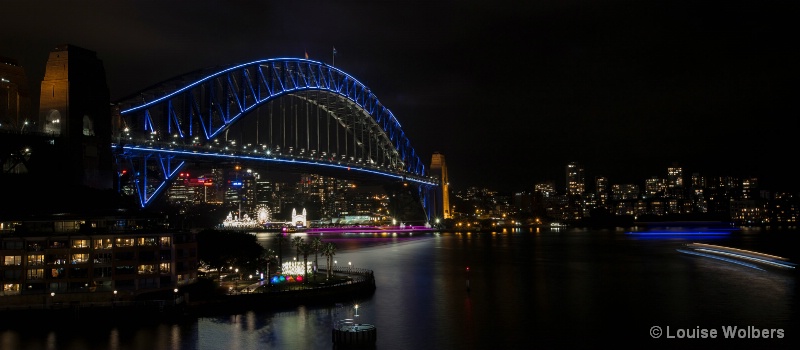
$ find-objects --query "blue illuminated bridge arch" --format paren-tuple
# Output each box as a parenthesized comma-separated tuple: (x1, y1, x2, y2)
(112, 58, 439, 220)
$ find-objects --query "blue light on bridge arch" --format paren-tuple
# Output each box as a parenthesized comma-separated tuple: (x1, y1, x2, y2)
(118, 58, 410, 155)
(118, 145, 438, 186)
(120, 58, 377, 115)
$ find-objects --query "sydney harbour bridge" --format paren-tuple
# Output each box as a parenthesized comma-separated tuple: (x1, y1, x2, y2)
(110, 58, 441, 223)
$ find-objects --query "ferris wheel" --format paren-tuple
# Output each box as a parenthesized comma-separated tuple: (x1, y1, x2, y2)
(255, 204, 271, 224)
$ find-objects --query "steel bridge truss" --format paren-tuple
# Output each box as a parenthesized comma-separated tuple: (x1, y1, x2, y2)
(112, 58, 436, 212)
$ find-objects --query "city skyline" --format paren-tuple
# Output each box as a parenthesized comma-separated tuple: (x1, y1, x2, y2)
(2, 0, 797, 193)
(180, 158, 788, 197)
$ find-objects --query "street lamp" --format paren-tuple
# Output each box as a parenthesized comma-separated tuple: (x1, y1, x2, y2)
(173, 288, 179, 305)
(348, 261, 352, 274)
(355, 304, 359, 317)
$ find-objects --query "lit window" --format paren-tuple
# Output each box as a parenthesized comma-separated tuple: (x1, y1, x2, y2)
(2, 284, 20, 296)
(27, 269, 44, 279)
(94, 238, 113, 249)
(72, 239, 89, 248)
(137, 237, 156, 246)
(116, 238, 134, 247)
(71, 254, 89, 264)
(27, 255, 44, 266)
(3, 256, 21, 266)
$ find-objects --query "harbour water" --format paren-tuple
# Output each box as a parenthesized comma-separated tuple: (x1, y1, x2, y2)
(1, 226, 798, 349)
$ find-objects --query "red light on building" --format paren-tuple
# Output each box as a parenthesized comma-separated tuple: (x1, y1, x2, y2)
(188, 177, 213, 186)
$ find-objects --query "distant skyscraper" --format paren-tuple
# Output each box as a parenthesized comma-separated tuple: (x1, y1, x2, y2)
(690, 172, 707, 213)
(611, 184, 640, 201)
(430, 152, 451, 219)
(595, 176, 608, 209)
(565, 162, 585, 195)
(535, 182, 556, 197)
(742, 177, 759, 199)
(666, 165, 684, 199)
(644, 177, 664, 199)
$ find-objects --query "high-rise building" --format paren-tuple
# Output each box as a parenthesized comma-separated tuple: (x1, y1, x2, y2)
(644, 177, 664, 199)
(611, 184, 640, 201)
(210, 168, 226, 204)
(430, 152, 451, 220)
(255, 173, 277, 214)
(534, 182, 556, 198)
(565, 162, 585, 195)
(770, 192, 797, 224)
(166, 172, 198, 205)
(690, 172, 707, 213)
(595, 176, 608, 209)
(742, 177, 759, 199)
(242, 169, 257, 211)
(666, 165, 684, 199)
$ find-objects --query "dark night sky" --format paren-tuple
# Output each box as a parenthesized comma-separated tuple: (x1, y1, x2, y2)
(3, 0, 798, 193)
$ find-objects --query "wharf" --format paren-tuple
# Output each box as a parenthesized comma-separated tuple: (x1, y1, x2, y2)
(0, 269, 376, 326)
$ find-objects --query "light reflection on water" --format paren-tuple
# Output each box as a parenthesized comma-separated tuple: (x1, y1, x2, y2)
(1, 228, 797, 350)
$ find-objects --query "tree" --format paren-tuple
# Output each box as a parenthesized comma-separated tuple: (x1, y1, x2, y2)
(197, 229, 265, 281)
(276, 233, 287, 266)
(292, 235, 303, 260)
(310, 237, 323, 281)
(261, 248, 277, 277)
(300, 242, 311, 284)
(323, 242, 337, 280)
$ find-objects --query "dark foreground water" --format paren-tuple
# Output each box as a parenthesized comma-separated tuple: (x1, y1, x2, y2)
(2, 226, 799, 350)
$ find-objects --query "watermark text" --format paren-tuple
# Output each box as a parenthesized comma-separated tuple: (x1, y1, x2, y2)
(650, 326, 785, 339)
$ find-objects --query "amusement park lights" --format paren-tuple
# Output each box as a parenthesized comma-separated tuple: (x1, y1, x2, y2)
(282, 261, 312, 276)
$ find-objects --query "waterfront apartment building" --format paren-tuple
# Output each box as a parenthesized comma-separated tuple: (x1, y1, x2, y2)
(0, 215, 197, 305)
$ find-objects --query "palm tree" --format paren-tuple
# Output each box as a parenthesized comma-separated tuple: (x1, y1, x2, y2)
(310, 237, 323, 281)
(323, 242, 337, 280)
(276, 233, 287, 266)
(261, 248, 276, 277)
(300, 242, 311, 284)
(292, 236, 303, 260)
